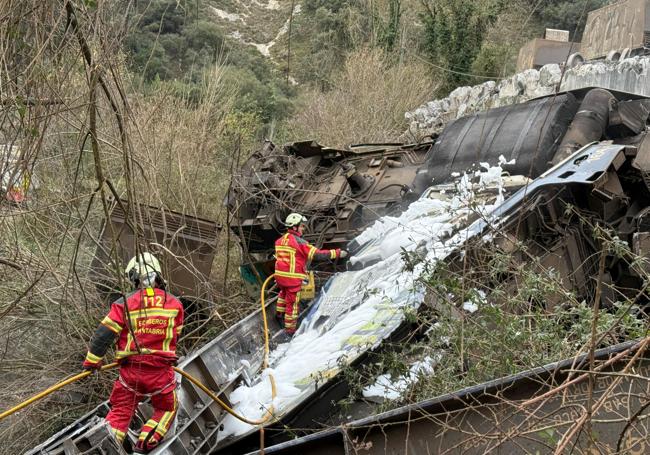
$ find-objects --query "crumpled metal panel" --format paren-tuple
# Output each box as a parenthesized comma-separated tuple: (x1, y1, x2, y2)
(464, 143, 635, 239)
(227, 140, 432, 259)
(251, 340, 650, 455)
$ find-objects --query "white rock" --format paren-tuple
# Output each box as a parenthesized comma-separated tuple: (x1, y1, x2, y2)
(539, 64, 561, 86)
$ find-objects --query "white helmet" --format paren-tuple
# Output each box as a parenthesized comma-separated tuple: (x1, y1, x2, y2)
(125, 252, 162, 288)
(284, 212, 307, 228)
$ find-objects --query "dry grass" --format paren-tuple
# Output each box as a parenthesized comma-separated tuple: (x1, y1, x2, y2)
(124, 65, 236, 219)
(0, 3, 251, 453)
(285, 48, 438, 148)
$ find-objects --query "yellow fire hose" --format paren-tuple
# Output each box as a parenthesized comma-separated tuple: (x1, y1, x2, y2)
(0, 275, 278, 429)
(0, 362, 119, 421)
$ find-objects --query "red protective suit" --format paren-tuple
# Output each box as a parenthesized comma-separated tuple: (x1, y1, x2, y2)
(274, 229, 340, 333)
(83, 287, 183, 452)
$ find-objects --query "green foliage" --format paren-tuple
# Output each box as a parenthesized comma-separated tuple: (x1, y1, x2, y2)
(532, 0, 610, 40)
(287, 0, 428, 87)
(414, 233, 645, 398)
(126, 34, 173, 81)
(289, 1, 354, 87)
(470, 41, 512, 78)
(421, 0, 504, 94)
(418, 0, 613, 95)
(288, 0, 409, 87)
(377, 0, 402, 52)
(220, 66, 294, 122)
(183, 20, 224, 51)
(345, 230, 647, 412)
(418, 298, 645, 399)
(125, 1, 220, 81)
(220, 111, 264, 156)
(123, 0, 292, 123)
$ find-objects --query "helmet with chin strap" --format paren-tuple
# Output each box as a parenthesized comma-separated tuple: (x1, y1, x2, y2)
(125, 252, 163, 288)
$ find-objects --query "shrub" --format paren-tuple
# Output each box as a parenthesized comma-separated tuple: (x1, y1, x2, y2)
(285, 48, 437, 147)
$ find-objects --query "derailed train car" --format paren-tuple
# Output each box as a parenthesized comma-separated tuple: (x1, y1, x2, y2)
(226, 93, 583, 288)
(26, 86, 650, 454)
(225, 140, 433, 290)
(228, 87, 650, 278)
(223, 90, 650, 453)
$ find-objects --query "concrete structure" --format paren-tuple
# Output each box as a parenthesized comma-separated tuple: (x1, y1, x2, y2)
(406, 55, 650, 140)
(516, 38, 579, 71)
(544, 28, 570, 42)
(581, 0, 650, 60)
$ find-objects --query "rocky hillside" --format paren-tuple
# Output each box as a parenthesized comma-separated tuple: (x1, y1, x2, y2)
(205, 0, 297, 60)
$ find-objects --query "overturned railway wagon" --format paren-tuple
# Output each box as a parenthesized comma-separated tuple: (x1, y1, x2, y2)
(27, 86, 650, 454)
(228, 87, 650, 287)
(226, 140, 433, 289)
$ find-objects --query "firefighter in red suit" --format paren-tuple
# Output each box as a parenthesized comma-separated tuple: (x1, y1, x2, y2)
(82, 253, 183, 454)
(274, 213, 348, 335)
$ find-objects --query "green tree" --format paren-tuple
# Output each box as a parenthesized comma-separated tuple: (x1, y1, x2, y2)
(183, 20, 224, 54)
(221, 66, 294, 122)
(125, 35, 173, 81)
(421, 0, 503, 94)
(470, 4, 536, 79)
(290, 0, 357, 87)
(139, 0, 186, 34)
(122, 0, 293, 123)
(374, 0, 402, 52)
(533, 0, 610, 40)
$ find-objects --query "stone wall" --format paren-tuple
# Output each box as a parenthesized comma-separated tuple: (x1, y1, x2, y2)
(405, 56, 650, 141)
(404, 65, 562, 140)
(560, 56, 650, 97)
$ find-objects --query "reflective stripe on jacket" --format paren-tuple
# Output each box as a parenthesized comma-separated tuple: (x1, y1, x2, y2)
(274, 230, 340, 286)
(84, 287, 184, 366)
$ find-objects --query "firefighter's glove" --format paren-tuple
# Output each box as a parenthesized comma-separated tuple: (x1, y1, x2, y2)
(82, 360, 102, 372)
(339, 250, 348, 259)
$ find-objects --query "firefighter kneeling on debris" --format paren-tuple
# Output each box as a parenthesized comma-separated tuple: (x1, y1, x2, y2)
(82, 253, 184, 454)
(274, 213, 347, 335)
